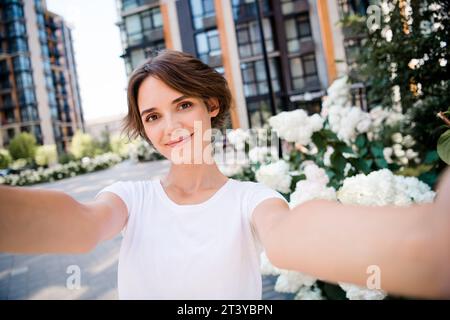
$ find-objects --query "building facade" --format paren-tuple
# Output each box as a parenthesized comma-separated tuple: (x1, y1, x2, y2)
(0, 0, 84, 154)
(116, 0, 356, 130)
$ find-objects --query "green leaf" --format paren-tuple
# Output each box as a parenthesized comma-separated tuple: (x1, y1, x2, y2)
(355, 134, 366, 149)
(322, 129, 338, 141)
(437, 129, 450, 165)
(370, 146, 384, 158)
(335, 143, 354, 154)
(424, 150, 440, 164)
(350, 157, 371, 174)
(330, 151, 346, 173)
(311, 132, 326, 151)
(358, 147, 368, 157)
(375, 157, 388, 169)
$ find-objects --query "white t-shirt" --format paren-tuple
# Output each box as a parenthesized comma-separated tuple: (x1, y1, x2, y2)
(95, 178, 287, 300)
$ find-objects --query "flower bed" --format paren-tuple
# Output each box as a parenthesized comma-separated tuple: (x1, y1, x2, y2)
(0, 152, 123, 186)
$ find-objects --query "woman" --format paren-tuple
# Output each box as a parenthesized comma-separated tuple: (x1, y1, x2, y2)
(0, 50, 449, 299)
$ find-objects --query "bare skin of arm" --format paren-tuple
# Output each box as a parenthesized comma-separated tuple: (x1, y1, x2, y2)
(0, 186, 127, 254)
(253, 167, 450, 299)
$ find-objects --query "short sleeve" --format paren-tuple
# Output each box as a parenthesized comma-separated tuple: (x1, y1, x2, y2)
(246, 182, 288, 224)
(95, 181, 134, 235)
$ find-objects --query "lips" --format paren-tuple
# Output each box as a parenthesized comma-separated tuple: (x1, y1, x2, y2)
(165, 133, 194, 147)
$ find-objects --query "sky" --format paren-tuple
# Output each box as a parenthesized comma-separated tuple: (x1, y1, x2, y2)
(46, 0, 128, 121)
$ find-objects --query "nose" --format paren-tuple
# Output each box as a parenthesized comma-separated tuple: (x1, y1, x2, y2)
(163, 113, 189, 140)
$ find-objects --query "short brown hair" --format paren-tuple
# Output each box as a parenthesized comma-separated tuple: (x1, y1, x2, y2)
(123, 50, 232, 146)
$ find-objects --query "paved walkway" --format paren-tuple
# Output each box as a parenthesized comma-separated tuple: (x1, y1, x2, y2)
(0, 159, 293, 300)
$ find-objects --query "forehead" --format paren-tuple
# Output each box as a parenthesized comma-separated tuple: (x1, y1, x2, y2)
(137, 76, 185, 112)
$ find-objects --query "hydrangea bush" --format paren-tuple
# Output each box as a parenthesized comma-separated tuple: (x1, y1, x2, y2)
(217, 76, 439, 299)
(0, 152, 122, 186)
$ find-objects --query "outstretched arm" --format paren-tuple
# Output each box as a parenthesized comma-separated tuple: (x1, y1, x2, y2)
(253, 167, 450, 299)
(0, 186, 128, 254)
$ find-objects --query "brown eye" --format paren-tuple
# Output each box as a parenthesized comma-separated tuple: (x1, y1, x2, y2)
(145, 114, 158, 122)
(179, 102, 193, 110)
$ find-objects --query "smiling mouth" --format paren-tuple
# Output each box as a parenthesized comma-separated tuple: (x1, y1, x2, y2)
(165, 133, 194, 147)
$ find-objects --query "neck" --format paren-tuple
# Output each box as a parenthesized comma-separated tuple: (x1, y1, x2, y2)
(161, 160, 228, 192)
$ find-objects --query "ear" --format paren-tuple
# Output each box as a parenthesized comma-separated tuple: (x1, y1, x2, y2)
(206, 98, 220, 118)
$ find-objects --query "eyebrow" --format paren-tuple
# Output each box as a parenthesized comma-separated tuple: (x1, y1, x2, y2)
(140, 95, 188, 117)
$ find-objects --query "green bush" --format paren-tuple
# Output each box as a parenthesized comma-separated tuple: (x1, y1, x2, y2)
(10, 158, 27, 170)
(8, 132, 37, 162)
(0, 149, 12, 169)
(110, 134, 129, 158)
(58, 151, 76, 164)
(70, 130, 96, 159)
(35, 144, 57, 167)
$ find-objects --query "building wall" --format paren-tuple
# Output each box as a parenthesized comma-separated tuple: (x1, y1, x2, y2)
(116, 0, 353, 130)
(0, 0, 84, 154)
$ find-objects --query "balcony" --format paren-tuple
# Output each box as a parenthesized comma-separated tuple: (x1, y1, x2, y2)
(121, 0, 159, 16)
(282, 0, 309, 15)
(195, 15, 217, 30)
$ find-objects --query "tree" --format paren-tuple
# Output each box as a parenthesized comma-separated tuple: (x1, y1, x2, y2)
(8, 132, 37, 162)
(342, 0, 449, 186)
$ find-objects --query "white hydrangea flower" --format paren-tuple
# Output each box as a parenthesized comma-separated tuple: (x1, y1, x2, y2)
(274, 270, 317, 294)
(289, 163, 336, 208)
(260, 251, 281, 276)
(402, 135, 416, 148)
(255, 160, 292, 193)
(294, 285, 325, 300)
(218, 163, 244, 177)
(322, 146, 334, 167)
(248, 146, 277, 164)
(322, 76, 373, 142)
(268, 109, 324, 145)
(391, 133, 403, 144)
(383, 147, 393, 164)
(405, 149, 418, 160)
(339, 283, 387, 300)
(227, 128, 250, 150)
(337, 169, 435, 207)
(327, 104, 372, 142)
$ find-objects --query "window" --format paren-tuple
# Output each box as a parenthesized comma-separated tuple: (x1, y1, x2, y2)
(289, 54, 319, 90)
(7, 21, 26, 37)
(231, 0, 270, 21)
(125, 8, 163, 46)
(125, 14, 142, 45)
(9, 37, 28, 53)
(4, 109, 16, 124)
(190, 0, 216, 30)
(338, 0, 370, 18)
(195, 29, 221, 62)
(247, 97, 282, 129)
(15, 71, 34, 89)
(241, 59, 279, 97)
(236, 18, 274, 59)
(13, 55, 31, 71)
(18, 88, 36, 105)
(20, 105, 39, 122)
(284, 14, 312, 53)
(130, 49, 146, 70)
(2, 94, 13, 108)
(3, 3, 24, 21)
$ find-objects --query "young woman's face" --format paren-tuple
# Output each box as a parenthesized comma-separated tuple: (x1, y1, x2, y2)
(137, 76, 219, 163)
